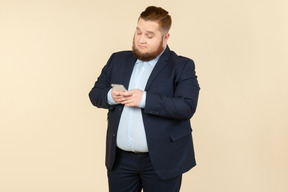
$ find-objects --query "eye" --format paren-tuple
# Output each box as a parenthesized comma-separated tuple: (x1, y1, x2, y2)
(136, 30, 142, 35)
(146, 32, 155, 39)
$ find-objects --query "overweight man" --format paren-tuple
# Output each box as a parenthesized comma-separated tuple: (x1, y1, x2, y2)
(89, 6, 200, 192)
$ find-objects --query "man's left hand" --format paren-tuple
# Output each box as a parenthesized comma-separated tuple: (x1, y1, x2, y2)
(120, 89, 143, 107)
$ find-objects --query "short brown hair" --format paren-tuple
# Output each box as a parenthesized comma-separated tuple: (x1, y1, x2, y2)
(139, 6, 172, 34)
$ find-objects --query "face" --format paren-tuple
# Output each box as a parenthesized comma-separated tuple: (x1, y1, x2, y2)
(132, 18, 170, 61)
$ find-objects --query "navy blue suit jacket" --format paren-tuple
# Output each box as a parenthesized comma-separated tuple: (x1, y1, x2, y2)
(89, 46, 200, 180)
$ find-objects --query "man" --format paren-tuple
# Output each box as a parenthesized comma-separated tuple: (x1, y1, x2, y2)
(89, 6, 200, 192)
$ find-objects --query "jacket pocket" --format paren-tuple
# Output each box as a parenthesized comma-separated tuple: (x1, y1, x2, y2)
(169, 127, 192, 142)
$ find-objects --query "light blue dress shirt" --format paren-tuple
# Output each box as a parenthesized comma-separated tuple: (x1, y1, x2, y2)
(107, 54, 161, 152)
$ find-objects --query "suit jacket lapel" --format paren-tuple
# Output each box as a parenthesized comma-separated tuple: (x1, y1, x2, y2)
(145, 46, 171, 91)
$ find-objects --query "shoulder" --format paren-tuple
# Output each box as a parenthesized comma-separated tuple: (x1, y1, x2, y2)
(111, 50, 134, 58)
(166, 50, 198, 83)
(105, 50, 135, 66)
(167, 50, 195, 69)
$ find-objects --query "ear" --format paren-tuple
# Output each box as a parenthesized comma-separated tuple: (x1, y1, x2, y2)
(163, 33, 170, 45)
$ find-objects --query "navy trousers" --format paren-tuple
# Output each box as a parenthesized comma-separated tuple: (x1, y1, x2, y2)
(107, 148, 182, 192)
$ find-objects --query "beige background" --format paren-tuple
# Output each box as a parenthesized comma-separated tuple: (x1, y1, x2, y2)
(1, 0, 287, 191)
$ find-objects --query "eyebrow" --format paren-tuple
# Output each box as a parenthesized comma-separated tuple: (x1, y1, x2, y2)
(136, 27, 155, 35)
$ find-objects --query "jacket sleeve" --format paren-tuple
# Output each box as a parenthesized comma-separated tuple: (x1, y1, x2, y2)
(88, 55, 115, 110)
(144, 59, 200, 120)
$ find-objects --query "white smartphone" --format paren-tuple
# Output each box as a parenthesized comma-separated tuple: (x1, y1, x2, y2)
(111, 84, 127, 91)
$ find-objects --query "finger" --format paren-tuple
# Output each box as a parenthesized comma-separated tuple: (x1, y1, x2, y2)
(119, 97, 127, 105)
(124, 100, 136, 107)
(122, 91, 133, 96)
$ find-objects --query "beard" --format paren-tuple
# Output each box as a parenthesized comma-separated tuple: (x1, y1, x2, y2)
(132, 38, 165, 61)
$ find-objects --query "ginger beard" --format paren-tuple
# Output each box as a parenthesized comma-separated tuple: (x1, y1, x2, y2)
(132, 36, 165, 61)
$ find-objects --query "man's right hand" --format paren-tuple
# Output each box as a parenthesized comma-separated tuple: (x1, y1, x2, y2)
(111, 89, 126, 104)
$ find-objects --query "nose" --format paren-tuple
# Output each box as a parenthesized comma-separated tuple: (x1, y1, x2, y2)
(139, 35, 146, 44)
